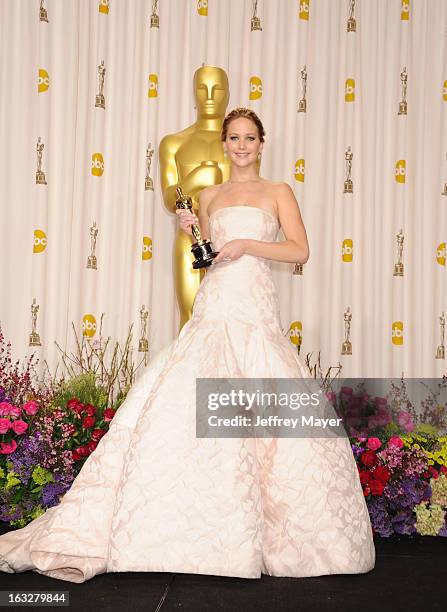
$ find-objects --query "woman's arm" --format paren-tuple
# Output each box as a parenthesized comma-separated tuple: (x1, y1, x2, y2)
(175, 187, 213, 241)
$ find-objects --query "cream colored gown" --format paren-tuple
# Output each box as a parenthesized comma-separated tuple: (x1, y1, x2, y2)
(0, 205, 375, 583)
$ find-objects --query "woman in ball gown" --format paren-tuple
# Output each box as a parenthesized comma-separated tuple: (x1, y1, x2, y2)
(0, 108, 375, 583)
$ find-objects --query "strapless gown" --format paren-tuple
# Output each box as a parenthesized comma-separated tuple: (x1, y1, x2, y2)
(0, 205, 375, 583)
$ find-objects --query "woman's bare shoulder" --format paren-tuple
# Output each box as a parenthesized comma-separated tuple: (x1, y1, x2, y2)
(199, 184, 223, 212)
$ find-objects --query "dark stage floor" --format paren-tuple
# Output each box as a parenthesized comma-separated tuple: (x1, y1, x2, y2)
(0, 530, 445, 611)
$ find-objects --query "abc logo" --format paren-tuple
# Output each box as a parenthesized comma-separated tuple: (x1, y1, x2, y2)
(142, 236, 153, 260)
(342, 239, 353, 262)
(99, 0, 109, 14)
(345, 79, 355, 102)
(33, 229, 47, 253)
(91, 153, 104, 176)
(395, 159, 406, 183)
(437, 242, 446, 266)
(299, 0, 309, 20)
(148, 74, 158, 98)
(82, 314, 97, 338)
(392, 321, 403, 345)
(197, 0, 208, 16)
(294, 159, 305, 182)
(289, 321, 302, 346)
(401, 0, 409, 20)
(443, 80, 447, 101)
(249, 76, 262, 100)
(38, 69, 49, 93)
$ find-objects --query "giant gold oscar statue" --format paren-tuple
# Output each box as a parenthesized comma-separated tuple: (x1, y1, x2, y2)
(159, 66, 231, 331)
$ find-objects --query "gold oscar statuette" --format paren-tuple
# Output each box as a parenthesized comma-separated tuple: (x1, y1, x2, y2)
(29, 298, 42, 346)
(292, 262, 303, 275)
(36, 137, 47, 185)
(175, 186, 219, 269)
(298, 66, 307, 113)
(398, 67, 407, 116)
(436, 311, 445, 360)
(150, 0, 159, 28)
(393, 229, 404, 276)
(251, 0, 262, 31)
(341, 307, 352, 355)
(95, 60, 106, 109)
(145, 143, 154, 191)
(138, 304, 149, 353)
(344, 146, 353, 194)
(347, 0, 356, 32)
(158, 65, 230, 331)
(39, 0, 49, 22)
(87, 222, 98, 269)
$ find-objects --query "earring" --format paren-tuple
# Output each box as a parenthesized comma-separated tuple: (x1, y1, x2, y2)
(223, 150, 227, 157)
(257, 152, 261, 159)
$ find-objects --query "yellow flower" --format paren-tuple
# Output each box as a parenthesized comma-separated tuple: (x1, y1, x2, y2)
(5, 472, 21, 490)
(31, 466, 53, 486)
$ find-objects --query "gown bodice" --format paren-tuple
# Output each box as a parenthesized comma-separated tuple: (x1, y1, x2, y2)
(191, 205, 281, 330)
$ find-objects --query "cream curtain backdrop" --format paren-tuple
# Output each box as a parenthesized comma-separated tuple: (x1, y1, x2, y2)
(0, 0, 446, 381)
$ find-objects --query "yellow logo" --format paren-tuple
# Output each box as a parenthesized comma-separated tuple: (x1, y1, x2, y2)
(82, 314, 97, 338)
(142, 236, 153, 260)
(33, 229, 47, 253)
(294, 158, 305, 182)
(443, 80, 447, 101)
(249, 76, 262, 100)
(91, 153, 104, 176)
(392, 321, 404, 345)
(395, 159, 406, 183)
(401, 0, 409, 20)
(342, 239, 353, 262)
(197, 0, 208, 16)
(299, 0, 309, 20)
(148, 73, 158, 98)
(99, 0, 109, 14)
(289, 321, 302, 346)
(437, 242, 446, 266)
(345, 78, 355, 102)
(38, 69, 49, 93)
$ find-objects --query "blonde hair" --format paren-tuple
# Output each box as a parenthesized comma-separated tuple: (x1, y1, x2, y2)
(221, 107, 265, 143)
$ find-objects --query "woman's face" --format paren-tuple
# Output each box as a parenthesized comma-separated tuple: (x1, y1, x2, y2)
(224, 117, 263, 167)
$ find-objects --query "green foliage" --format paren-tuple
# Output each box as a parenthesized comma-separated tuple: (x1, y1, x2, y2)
(51, 372, 109, 411)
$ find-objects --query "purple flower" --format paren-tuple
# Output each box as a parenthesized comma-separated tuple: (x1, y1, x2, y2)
(367, 497, 394, 537)
(391, 510, 416, 535)
(41, 483, 67, 508)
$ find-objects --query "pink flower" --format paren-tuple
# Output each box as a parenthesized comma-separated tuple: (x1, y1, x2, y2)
(367, 437, 382, 450)
(341, 386, 353, 396)
(325, 391, 336, 404)
(397, 411, 415, 432)
(374, 397, 388, 407)
(388, 435, 403, 449)
(0, 402, 13, 416)
(0, 418, 11, 434)
(0, 439, 18, 454)
(10, 419, 28, 434)
(8, 407, 21, 418)
(22, 400, 39, 415)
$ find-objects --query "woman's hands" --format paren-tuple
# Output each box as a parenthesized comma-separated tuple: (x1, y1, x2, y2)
(212, 239, 247, 264)
(175, 209, 247, 264)
(175, 208, 199, 235)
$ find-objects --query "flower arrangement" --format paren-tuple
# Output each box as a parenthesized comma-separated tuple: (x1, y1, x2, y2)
(352, 434, 447, 537)
(0, 321, 144, 528)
